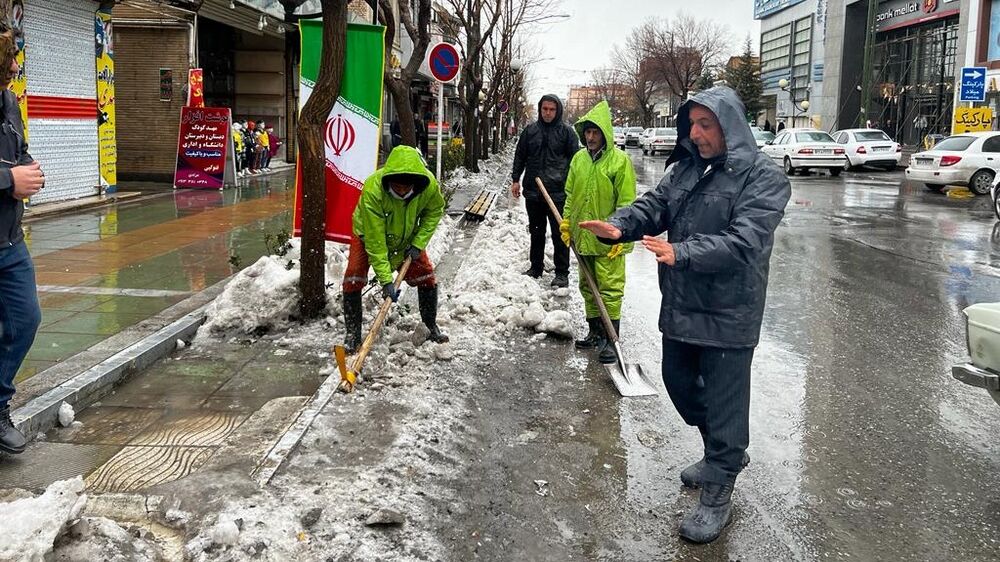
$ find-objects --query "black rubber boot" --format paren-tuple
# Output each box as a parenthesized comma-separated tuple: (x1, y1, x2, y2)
(0, 407, 27, 455)
(598, 319, 620, 364)
(418, 286, 449, 343)
(575, 318, 604, 350)
(342, 291, 363, 353)
(680, 453, 751, 489)
(551, 272, 569, 288)
(679, 480, 735, 544)
(522, 267, 542, 278)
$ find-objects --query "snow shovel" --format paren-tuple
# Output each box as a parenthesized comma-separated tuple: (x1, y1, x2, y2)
(334, 256, 413, 394)
(535, 178, 658, 397)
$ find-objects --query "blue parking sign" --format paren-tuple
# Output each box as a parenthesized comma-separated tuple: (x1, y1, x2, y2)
(960, 67, 987, 103)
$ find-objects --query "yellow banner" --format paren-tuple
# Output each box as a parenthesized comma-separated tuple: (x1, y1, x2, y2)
(953, 107, 993, 134)
(96, 9, 116, 190)
(10, 0, 26, 140)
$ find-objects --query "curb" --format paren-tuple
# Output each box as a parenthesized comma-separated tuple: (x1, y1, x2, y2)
(13, 306, 208, 439)
(22, 192, 146, 223)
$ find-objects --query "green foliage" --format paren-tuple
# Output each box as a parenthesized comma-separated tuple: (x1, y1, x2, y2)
(724, 39, 765, 121)
(264, 229, 293, 257)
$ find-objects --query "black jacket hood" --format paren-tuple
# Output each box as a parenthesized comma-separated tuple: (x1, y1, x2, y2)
(666, 86, 758, 174)
(537, 94, 565, 125)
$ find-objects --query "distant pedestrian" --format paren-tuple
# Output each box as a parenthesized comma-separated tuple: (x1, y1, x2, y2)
(763, 119, 772, 133)
(0, 22, 43, 456)
(511, 94, 579, 287)
(266, 126, 281, 163)
(776, 121, 785, 132)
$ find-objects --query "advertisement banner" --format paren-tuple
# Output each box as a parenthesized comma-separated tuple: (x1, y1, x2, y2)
(10, 0, 26, 139)
(173, 106, 237, 189)
(293, 20, 385, 243)
(187, 68, 204, 108)
(95, 8, 116, 192)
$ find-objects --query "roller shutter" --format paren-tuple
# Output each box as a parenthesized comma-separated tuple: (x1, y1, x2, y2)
(24, 0, 99, 203)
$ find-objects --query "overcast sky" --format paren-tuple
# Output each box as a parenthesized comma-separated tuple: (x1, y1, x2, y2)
(523, 1, 760, 103)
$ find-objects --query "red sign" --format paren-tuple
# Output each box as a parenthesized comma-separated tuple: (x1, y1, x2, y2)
(187, 68, 204, 108)
(173, 106, 232, 189)
(428, 43, 460, 83)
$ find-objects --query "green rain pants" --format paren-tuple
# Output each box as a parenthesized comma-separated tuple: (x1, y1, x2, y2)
(577, 255, 626, 320)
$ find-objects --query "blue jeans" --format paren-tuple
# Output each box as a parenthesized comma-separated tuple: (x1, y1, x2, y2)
(0, 241, 40, 410)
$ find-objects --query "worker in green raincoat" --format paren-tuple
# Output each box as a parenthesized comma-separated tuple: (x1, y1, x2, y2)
(342, 145, 447, 353)
(560, 101, 636, 364)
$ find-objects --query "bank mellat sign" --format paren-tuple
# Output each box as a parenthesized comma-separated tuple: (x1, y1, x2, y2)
(874, 0, 961, 33)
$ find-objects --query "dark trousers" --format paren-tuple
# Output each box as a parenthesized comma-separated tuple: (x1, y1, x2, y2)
(662, 336, 754, 485)
(0, 241, 41, 410)
(525, 196, 569, 275)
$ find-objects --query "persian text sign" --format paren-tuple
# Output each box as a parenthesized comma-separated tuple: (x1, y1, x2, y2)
(952, 107, 993, 134)
(95, 8, 116, 191)
(174, 106, 233, 189)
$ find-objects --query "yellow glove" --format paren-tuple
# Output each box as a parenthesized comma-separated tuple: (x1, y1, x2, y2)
(559, 219, 571, 246)
(606, 243, 624, 260)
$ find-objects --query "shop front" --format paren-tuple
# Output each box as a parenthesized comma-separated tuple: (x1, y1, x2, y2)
(863, 0, 961, 145)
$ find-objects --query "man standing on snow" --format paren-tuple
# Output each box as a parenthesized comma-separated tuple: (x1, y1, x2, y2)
(511, 94, 579, 288)
(561, 101, 635, 365)
(579, 86, 791, 544)
(342, 145, 448, 353)
(0, 22, 44, 456)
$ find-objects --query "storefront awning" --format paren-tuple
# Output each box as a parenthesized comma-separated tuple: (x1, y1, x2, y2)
(197, 0, 287, 38)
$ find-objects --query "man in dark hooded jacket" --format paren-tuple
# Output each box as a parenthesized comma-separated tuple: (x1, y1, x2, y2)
(580, 86, 791, 543)
(511, 94, 579, 287)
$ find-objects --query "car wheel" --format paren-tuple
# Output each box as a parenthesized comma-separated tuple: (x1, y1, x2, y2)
(925, 183, 945, 193)
(969, 169, 995, 196)
(642, 148, 648, 155)
(783, 157, 795, 176)
(830, 168, 841, 177)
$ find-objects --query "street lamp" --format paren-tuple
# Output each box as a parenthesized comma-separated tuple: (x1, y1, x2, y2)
(778, 78, 809, 128)
(511, 59, 523, 73)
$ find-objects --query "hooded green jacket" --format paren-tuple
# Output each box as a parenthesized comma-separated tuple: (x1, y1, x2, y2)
(352, 145, 445, 284)
(564, 101, 636, 256)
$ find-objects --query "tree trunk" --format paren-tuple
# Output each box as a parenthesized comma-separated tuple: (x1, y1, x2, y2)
(283, 26, 298, 163)
(386, 77, 417, 147)
(298, 0, 348, 320)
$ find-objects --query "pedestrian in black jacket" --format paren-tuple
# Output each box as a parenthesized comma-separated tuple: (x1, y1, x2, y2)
(511, 94, 579, 287)
(580, 86, 791, 544)
(0, 22, 43, 456)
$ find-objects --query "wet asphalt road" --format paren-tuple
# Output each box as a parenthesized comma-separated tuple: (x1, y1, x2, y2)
(431, 148, 1000, 561)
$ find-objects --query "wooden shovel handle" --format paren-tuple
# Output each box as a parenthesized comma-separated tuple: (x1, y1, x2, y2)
(350, 256, 413, 373)
(534, 178, 619, 342)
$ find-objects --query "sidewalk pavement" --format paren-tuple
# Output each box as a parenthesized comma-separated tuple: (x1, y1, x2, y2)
(8, 166, 296, 416)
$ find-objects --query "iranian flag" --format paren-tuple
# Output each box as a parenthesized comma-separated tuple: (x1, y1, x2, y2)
(294, 20, 385, 243)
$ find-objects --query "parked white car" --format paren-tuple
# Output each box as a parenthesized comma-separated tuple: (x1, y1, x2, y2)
(952, 302, 1000, 407)
(752, 129, 775, 148)
(761, 129, 846, 176)
(613, 127, 626, 149)
(641, 127, 677, 155)
(905, 132, 1000, 195)
(625, 127, 643, 147)
(831, 128, 901, 170)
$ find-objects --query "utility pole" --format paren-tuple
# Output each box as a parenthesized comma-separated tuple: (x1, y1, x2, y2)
(858, 0, 877, 128)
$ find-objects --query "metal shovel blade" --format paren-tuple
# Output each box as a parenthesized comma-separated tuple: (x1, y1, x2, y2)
(604, 342, 658, 397)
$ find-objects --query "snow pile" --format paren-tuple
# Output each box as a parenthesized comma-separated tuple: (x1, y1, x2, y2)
(197, 239, 347, 338)
(0, 477, 87, 561)
(48, 517, 162, 562)
(57, 402, 75, 427)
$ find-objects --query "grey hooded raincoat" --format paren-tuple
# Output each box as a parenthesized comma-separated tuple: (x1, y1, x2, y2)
(606, 87, 791, 348)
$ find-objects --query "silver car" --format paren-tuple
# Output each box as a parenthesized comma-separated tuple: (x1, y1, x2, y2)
(641, 128, 678, 156)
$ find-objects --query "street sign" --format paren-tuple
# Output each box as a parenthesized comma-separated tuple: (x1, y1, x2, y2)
(953, 107, 993, 134)
(960, 66, 987, 103)
(497, 99, 509, 114)
(428, 43, 460, 83)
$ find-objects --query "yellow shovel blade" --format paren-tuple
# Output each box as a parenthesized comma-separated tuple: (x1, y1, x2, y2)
(334, 345, 356, 393)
